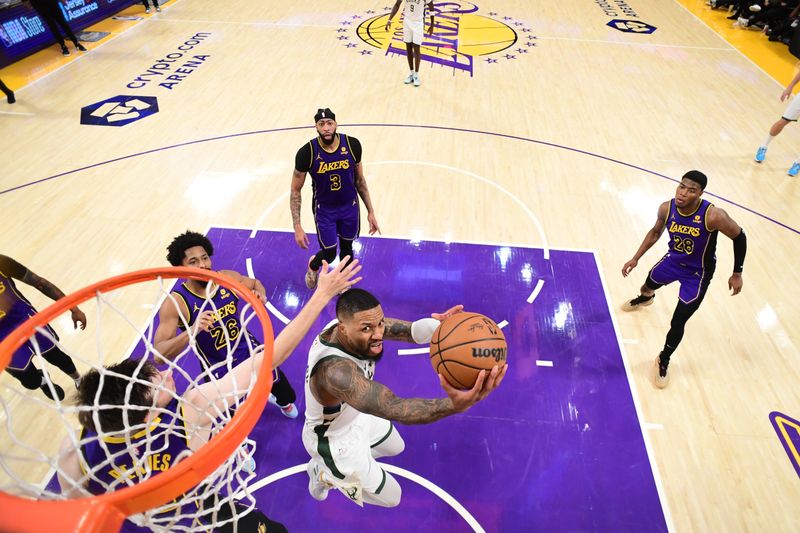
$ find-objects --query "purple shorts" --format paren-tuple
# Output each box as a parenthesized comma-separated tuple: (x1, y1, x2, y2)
(647, 254, 714, 305)
(1, 312, 58, 371)
(313, 200, 360, 249)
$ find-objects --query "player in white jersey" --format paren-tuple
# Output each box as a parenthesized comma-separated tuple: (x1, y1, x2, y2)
(755, 61, 800, 175)
(302, 288, 507, 507)
(385, 0, 434, 86)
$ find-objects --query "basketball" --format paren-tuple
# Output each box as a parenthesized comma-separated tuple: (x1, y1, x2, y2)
(429, 312, 507, 389)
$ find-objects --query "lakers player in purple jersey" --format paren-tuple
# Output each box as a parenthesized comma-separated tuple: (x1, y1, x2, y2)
(57, 258, 362, 532)
(621, 171, 747, 388)
(290, 108, 380, 289)
(154, 231, 298, 418)
(0, 255, 86, 400)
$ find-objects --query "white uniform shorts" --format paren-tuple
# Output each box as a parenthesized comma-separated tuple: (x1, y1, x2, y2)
(303, 413, 394, 493)
(782, 95, 800, 121)
(403, 19, 424, 45)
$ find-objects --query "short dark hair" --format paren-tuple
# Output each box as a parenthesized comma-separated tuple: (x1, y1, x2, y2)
(166, 230, 214, 266)
(683, 170, 708, 190)
(336, 288, 381, 321)
(77, 358, 160, 433)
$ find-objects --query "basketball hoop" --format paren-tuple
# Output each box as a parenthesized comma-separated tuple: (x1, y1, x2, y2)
(0, 267, 274, 532)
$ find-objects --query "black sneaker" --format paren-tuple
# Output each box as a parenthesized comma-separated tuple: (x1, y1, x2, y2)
(40, 382, 66, 401)
(61, 45, 70, 56)
(76, 43, 87, 52)
(654, 356, 669, 389)
(621, 294, 655, 311)
(7, 91, 14, 104)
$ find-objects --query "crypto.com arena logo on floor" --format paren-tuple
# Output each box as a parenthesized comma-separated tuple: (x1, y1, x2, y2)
(338, 2, 537, 77)
(80, 95, 159, 126)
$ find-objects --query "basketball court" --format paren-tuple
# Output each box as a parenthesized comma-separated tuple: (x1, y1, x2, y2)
(1, 1, 799, 531)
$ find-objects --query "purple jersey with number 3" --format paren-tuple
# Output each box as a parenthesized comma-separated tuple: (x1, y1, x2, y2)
(308, 134, 359, 209)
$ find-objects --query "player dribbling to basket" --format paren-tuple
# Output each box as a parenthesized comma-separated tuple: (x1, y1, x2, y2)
(303, 288, 507, 507)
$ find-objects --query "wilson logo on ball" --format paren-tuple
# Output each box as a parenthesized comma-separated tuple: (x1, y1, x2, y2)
(472, 347, 507, 362)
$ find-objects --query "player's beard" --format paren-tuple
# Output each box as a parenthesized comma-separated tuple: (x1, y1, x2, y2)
(319, 128, 337, 146)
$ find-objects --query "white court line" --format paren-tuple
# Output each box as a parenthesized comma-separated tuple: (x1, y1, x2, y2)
(0, 110, 36, 116)
(535, 360, 553, 367)
(526, 279, 545, 304)
(622, 338, 640, 345)
(234, 223, 594, 254)
(398, 347, 429, 355)
(239, 463, 486, 533)
(249, 193, 289, 238)
(497, 320, 508, 329)
(591, 251, 674, 533)
(265, 302, 290, 325)
(368, 160, 550, 260)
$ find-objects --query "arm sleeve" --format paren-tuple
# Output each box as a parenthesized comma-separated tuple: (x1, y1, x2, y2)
(732, 229, 746, 273)
(294, 143, 312, 173)
(411, 318, 440, 344)
(349, 136, 362, 164)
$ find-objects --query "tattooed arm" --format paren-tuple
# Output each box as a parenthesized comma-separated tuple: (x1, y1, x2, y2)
(383, 318, 413, 342)
(290, 169, 309, 249)
(313, 357, 507, 425)
(0, 255, 87, 329)
(384, 305, 465, 343)
(314, 357, 455, 424)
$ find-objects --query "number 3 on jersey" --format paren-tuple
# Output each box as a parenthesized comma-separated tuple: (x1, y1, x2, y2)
(330, 174, 341, 191)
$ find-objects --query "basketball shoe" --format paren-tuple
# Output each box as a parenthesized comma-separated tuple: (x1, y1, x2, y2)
(788, 163, 800, 177)
(40, 380, 65, 401)
(404, 73, 414, 84)
(621, 294, 654, 311)
(413, 74, 421, 87)
(307, 461, 333, 501)
(269, 393, 298, 418)
(654, 355, 669, 389)
(754, 146, 767, 162)
(305, 256, 319, 290)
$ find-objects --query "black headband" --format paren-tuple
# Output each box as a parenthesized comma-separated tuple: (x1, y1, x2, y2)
(315, 108, 335, 122)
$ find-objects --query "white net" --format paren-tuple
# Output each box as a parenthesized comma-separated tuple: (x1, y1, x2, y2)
(0, 273, 271, 532)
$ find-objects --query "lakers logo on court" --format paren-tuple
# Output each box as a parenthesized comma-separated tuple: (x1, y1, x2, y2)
(338, 2, 537, 76)
(80, 95, 159, 126)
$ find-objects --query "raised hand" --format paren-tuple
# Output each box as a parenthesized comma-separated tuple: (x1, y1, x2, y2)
(315, 256, 362, 299)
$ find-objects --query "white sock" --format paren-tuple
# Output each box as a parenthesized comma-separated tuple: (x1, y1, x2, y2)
(763, 135, 774, 147)
(409, 70, 414, 76)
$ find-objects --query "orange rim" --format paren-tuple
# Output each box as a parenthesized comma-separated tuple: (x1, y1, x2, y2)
(0, 267, 274, 532)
